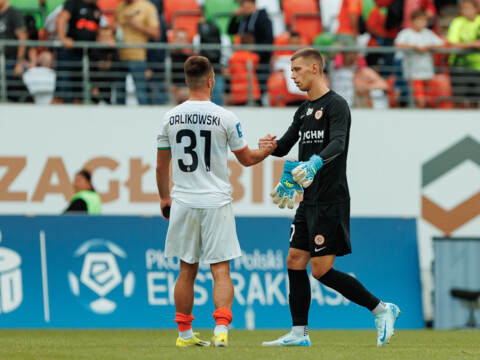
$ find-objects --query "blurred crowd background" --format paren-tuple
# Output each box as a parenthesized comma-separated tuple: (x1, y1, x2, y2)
(0, 0, 479, 108)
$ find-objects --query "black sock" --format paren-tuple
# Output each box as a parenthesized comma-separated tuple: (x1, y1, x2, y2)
(318, 268, 380, 311)
(288, 269, 311, 326)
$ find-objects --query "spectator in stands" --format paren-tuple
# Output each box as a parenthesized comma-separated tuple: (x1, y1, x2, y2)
(272, 32, 306, 97)
(64, 169, 101, 214)
(24, 14, 39, 68)
(401, 0, 437, 30)
(90, 26, 118, 104)
(394, 10, 444, 108)
(365, 1, 403, 76)
(0, 0, 28, 102)
(329, 45, 389, 108)
(23, 50, 56, 105)
(271, 30, 302, 64)
(44, 4, 64, 41)
(228, 32, 261, 105)
(146, 0, 168, 105)
(269, 31, 309, 106)
(447, 0, 480, 107)
(228, 0, 273, 101)
(53, 0, 101, 104)
(170, 28, 194, 104)
(115, 0, 160, 105)
(194, 17, 231, 105)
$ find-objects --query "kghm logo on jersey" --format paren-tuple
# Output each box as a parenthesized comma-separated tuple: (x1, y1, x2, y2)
(68, 239, 135, 315)
(301, 130, 324, 141)
(300, 130, 324, 145)
(314, 235, 325, 246)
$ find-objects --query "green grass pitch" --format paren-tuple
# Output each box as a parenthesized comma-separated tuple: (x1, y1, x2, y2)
(0, 329, 478, 360)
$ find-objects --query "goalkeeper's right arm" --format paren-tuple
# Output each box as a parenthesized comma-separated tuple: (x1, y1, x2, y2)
(271, 120, 300, 157)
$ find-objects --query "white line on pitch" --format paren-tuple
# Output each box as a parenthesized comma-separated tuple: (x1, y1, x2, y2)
(40, 231, 50, 323)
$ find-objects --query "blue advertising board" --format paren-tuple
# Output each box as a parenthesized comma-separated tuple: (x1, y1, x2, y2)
(0, 216, 423, 329)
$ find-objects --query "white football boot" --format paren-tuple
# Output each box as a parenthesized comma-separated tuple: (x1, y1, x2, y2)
(375, 303, 401, 347)
(262, 332, 311, 347)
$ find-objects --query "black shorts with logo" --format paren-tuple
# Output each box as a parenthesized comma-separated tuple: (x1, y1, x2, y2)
(290, 201, 351, 257)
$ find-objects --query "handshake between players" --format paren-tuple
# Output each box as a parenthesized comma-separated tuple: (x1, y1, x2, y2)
(259, 134, 324, 210)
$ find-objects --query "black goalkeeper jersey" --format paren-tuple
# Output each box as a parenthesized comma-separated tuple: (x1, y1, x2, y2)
(272, 90, 351, 205)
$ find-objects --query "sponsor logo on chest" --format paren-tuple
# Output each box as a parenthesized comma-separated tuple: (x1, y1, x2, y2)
(302, 130, 324, 141)
(300, 106, 325, 144)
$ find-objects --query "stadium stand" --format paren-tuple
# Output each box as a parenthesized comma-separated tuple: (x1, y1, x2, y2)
(0, 0, 478, 108)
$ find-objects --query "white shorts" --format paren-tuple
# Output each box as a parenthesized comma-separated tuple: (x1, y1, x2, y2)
(164, 199, 242, 264)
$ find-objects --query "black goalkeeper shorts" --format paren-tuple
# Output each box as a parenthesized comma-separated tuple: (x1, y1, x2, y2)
(290, 201, 352, 257)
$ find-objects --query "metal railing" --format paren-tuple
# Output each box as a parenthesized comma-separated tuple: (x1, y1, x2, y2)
(1, 39, 479, 108)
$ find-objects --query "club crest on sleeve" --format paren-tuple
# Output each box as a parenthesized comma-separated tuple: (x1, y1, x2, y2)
(236, 123, 243, 138)
(314, 234, 325, 245)
(315, 110, 323, 120)
(306, 108, 313, 116)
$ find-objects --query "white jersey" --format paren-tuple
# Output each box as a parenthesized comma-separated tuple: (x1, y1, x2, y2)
(394, 28, 443, 80)
(157, 100, 247, 208)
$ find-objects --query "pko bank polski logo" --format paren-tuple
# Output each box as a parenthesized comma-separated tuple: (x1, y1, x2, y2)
(68, 239, 135, 315)
(0, 243, 23, 315)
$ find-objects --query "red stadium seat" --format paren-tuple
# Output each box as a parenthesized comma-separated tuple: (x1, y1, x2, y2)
(291, 13, 322, 44)
(164, 0, 200, 25)
(229, 50, 261, 105)
(428, 73, 454, 109)
(282, 0, 318, 26)
(282, 0, 322, 44)
(273, 32, 291, 58)
(385, 74, 399, 108)
(172, 10, 204, 42)
(97, 0, 121, 22)
(273, 31, 308, 58)
(267, 71, 308, 107)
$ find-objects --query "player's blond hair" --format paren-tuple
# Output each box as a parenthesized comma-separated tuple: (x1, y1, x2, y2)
(291, 48, 325, 73)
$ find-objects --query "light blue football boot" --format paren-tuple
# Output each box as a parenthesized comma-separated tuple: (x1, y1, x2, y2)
(262, 332, 311, 347)
(375, 303, 401, 347)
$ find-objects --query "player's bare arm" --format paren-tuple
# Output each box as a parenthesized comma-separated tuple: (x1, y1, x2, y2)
(156, 149, 172, 219)
(234, 137, 277, 167)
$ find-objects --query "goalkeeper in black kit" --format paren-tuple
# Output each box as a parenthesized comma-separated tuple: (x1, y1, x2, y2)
(260, 48, 400, 347)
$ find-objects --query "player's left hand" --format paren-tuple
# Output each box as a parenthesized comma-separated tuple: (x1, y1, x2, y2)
(270, 160, 304, 209)
(292, 154, 323, 188)
(160, 197, 172, 220)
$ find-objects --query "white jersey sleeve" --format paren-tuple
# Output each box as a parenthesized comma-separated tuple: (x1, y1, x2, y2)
(226, 112, 248, 153)
(157, 115, 170, 149)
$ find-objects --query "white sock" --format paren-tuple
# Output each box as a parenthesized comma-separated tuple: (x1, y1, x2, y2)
(214, 325, 228, 335)
(372, 301, 387, 316)
(179, 329, 194, 340)
(291, 325, 308, 336)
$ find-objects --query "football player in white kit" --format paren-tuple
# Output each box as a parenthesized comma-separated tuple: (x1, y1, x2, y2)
(156, 56, 277, 348)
